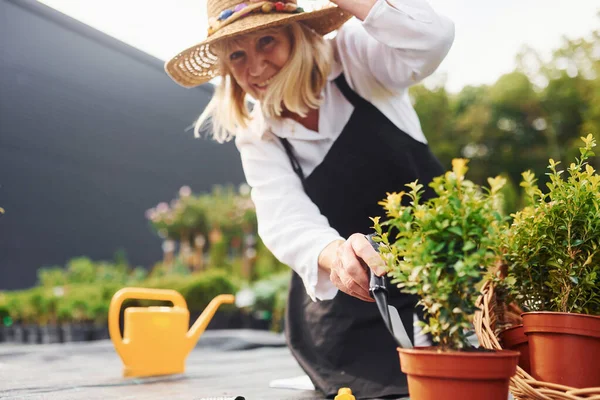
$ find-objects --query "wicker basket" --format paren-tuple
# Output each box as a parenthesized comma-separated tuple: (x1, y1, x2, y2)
(473, 280, 600, 400)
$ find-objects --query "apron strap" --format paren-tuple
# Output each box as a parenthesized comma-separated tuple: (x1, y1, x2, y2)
(333, 73, 365, 108)
(278, 74, 359, 188)
(279, 137, 307, 190)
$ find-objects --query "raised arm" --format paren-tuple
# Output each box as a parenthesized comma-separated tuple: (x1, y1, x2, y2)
(332, 0, 455, 89)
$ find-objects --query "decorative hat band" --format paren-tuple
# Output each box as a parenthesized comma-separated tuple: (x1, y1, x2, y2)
(208, 1, 305, 36)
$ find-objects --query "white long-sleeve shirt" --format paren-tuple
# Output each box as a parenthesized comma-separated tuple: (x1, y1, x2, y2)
(235, 0, 455, 302)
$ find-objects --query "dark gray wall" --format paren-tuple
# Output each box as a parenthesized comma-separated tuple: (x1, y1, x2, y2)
(0, 0, 246, 289)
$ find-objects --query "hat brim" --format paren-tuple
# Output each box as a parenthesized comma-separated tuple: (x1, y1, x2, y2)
(165, 6, 352, 88)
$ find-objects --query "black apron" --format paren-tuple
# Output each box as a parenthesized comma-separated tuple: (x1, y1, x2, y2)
(280, 74, 444, 399)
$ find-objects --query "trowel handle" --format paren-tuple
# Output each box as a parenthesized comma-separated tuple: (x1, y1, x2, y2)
(365, 233, 380, 252)
(108, 288, 188, 345)
(365, 234, 388, 298)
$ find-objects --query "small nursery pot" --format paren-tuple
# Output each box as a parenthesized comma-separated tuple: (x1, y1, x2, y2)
(499, 324, 530, 374)
(522, 312, 600, 388)
(398, 347, 519, 400)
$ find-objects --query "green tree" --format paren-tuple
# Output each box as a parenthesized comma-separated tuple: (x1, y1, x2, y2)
(411, 84, 458, 170)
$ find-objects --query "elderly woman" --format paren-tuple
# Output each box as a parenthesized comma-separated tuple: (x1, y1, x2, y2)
(166, 0, 454, 398)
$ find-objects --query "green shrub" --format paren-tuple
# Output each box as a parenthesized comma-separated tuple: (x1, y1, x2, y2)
(208, 239, 228, 268)
(129, 266, 148, 283)
(184, 269, 239, 313)
(7, 260, 242, 326)
(139, 269, 238, 313)
(243, 271, 291, 331)
(5, 290, 35, 324)
(503, 135, 600, 314)
(149, 260, 191, 279)
(57, 300, 73, 323)
(37, 267, 67, 287)
(29, 288, 55, 325)
(0, 293, 9, 325)
(95, 262, 129, 285)
(142, 273, 189, 293)
(61, 285, 96, 322)
(374, 159, 508, 350)
(66, 257, 97, 284)
(59, 256, 138, 286)
(250, 272, 290, 313)
(89, 299, 110, 325)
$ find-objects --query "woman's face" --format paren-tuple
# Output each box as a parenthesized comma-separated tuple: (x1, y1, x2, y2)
(223, 28, 292, 100)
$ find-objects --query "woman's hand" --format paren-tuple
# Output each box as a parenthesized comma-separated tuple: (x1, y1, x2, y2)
(318, 234, 387, 302)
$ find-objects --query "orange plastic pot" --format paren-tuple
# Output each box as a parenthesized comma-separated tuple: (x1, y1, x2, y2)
(522, 312, 600, 388)
(499, 324, 531, 374)
(398, 347, 519, 400)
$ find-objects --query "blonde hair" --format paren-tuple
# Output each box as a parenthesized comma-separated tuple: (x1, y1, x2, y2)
(194, 22, 333, 143)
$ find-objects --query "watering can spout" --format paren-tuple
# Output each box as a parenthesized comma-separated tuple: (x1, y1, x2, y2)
(186, 294, 235, 351)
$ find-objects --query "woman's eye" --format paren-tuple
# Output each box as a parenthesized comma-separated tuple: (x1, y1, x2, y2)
(258, 36, 275, 48)
(229, 51, 245, 61)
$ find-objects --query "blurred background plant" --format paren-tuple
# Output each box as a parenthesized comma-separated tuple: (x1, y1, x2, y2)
(0, 184, 290, 342)
(145, 184, 268, 278)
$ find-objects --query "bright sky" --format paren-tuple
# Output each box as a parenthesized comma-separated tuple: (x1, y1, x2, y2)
(37, 0, 600, 93)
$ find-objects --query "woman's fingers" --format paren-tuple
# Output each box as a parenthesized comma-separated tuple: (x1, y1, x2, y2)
(348, 233, 387, 276)
(338, 240, 370, 292)
(327, 234, 388, 302)
(327, 239, 374, 302)
(330, 267, 373, 302)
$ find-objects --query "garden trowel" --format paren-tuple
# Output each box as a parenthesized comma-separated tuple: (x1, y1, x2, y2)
(365, 234, 414, 349)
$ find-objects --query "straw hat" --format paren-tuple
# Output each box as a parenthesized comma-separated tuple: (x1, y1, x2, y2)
(164, 0, 351, 88)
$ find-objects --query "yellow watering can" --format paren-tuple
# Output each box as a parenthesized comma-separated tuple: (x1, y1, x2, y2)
(109, 287, 235, 378)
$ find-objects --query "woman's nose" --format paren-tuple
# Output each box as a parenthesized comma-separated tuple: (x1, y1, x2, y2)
(247, 53, 266, 77)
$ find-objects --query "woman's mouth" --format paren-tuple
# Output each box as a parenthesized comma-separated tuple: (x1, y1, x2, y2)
(253, 75, 276, 91)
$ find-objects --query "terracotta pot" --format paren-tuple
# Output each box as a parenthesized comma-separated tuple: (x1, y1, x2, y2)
(398, 347, 519, 400)
(522, 312, 600, 388)
(499, 324, 531, 374)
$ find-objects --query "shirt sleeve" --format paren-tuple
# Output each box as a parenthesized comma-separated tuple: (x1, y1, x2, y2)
(235, 133, 343, 302)
(335, 0, 455, 90)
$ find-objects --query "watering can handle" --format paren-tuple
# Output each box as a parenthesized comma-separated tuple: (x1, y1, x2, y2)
(108, 287, 188, 349)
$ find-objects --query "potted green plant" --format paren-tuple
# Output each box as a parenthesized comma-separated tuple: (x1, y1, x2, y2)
(502, 134, 600, 388)
(373, 159, 519, 400)
(59, 286, 93, 342)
